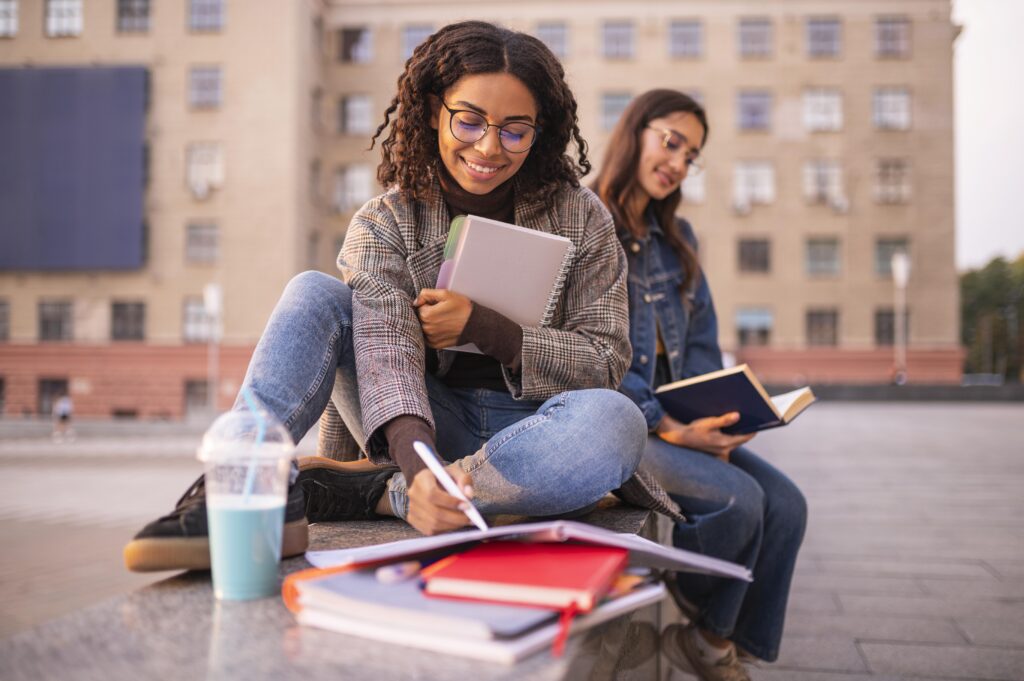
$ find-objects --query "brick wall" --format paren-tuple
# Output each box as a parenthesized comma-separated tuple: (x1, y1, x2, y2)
(736, 347, 965, 386)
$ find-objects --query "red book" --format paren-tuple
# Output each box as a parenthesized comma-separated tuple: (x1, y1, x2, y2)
(421, 542, 629, 612)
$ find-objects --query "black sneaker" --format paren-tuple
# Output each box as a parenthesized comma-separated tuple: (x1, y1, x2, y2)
(295, 456, 399, 522)
(123, 475, 309, 573)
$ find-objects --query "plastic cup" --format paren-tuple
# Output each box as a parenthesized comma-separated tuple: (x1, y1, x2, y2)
(197, 407, 295, 601)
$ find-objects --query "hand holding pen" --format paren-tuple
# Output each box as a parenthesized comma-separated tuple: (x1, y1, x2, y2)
(405, 441, 488, 535)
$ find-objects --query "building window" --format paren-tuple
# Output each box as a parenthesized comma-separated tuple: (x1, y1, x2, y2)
(669, 20, 702, 58)
(738, 18, 772, 58)
(738, 91, 772, 131)
(875, 238, 909, 276)
(183, 297, 211, 342)
(733, 162, 775, 207)
(875, 308, 910, 346)
(186, 223, 219, 263)
(806, 309, 839, 346)
(602, 92, 632, 131)
(337, 26, 372, 63)
(0, 300, 9, 341)
(803, 88, 842, 131)
(339, 95, 372, 135)
(874, 87, 911, 130)
(310, 159, 321, 203)
(536, 22, 567, 59)
(184, 379, 210, 416)
(333, 164, 373, 213)
(806, 238, 840, 277)
(806, 17, 840, 57)
(311, 87, 323, 129)
(876, 16, 910, 58)
(602, 20, 634, 59)
(189, 0, 224, 32)
(738, 239, 770, 273)
(682, 171, 705, 203)
(46, 0, 82, 37)
(186, 143, 224, 199)
(875, 158, 911, 204)
(402, 25, 433, 60)
(189, 66, 222, 109)
(39, 300, 73, 341)
(736, 308, 772, 347)
(38, 378, 69, 416)
(117, 0, 149, 32)
(111, 301, 145, 341)
(803, 159, 844, 205)
(0, 0, 19, 36)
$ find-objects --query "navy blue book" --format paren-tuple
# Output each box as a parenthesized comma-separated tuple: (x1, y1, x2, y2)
(654, 364, 816, 435)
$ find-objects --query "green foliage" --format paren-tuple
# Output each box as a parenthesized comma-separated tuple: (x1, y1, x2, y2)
(961, 253, 1024, 380)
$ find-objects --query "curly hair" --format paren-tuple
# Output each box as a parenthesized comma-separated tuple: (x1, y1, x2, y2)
(592, 89, 708, 296)
(370, 21, 590, 207)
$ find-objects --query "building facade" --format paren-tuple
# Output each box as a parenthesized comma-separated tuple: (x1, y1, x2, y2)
(0, 0, 962, 419)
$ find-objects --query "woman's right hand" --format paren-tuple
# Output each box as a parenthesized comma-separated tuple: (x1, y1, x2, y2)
(405, 465, 475, 535)
(656, 412, 755, 462)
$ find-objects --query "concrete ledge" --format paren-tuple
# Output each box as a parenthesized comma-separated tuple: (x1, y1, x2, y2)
(770, 383, 1024, 401)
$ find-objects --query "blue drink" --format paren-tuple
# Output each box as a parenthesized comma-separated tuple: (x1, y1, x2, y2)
(207, 495, 285, 600)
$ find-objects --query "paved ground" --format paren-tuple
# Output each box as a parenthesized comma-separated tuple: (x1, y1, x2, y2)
(2, 403, 1023, 680)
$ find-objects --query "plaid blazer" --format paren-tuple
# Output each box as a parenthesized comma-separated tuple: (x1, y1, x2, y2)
(337, 175, 631, 463)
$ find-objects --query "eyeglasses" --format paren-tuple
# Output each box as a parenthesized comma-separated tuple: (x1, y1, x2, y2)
(647, 125, 705, 175)
(442, 102, 540, 154)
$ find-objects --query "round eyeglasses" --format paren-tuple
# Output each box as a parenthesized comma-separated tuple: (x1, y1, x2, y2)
(647, 125, 705, 175)
(442, 102, 539, 154)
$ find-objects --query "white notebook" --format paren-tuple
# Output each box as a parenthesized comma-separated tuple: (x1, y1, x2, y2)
(436, 214, 573, 353)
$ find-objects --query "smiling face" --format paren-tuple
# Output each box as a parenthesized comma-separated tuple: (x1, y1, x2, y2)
(635, 111, 707, 203)
(430, 72, 539, 195)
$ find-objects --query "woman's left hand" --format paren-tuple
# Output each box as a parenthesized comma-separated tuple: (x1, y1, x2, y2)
(414, 289, 473, 348)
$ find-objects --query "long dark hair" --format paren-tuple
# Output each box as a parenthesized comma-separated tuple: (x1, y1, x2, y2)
(370, 21, 590, 207)
(593, 89, 708, 294)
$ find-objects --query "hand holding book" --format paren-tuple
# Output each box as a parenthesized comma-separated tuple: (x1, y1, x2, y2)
(413, 288, 473, 349)
(656, 411, 755, 461)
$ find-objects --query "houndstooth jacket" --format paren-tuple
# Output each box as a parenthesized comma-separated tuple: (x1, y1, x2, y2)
(337, 174, 632, 463)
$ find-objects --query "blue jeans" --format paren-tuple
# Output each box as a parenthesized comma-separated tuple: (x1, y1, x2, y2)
(641, 437, 807, 662)
(236, 271, 646, 520)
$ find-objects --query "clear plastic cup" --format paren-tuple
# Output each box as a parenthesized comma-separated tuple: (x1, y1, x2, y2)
(197, 405, 295, 601)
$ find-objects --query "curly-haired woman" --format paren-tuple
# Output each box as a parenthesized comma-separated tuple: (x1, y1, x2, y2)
(594, 89, 807, 680)
(124, 21, 646, 571)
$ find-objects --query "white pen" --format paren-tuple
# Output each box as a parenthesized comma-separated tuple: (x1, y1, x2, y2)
(412, 440, 489, 531)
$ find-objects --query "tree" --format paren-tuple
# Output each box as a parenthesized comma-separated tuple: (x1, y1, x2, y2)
(961, 253, 1024, 381)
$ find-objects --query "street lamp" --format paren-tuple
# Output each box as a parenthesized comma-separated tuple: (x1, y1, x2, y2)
(891, 251, 911, 385)
(203, 283, 223, 414)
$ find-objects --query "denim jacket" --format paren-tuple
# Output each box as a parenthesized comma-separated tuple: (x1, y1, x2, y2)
(619, 214, 723, 431)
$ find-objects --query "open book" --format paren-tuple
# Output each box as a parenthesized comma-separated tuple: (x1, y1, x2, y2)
(436, 214, 573, 353)
(655, 364, 816, 435)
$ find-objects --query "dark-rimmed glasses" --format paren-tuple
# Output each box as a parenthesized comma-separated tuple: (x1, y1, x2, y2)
(442, 102, 539, 154)
(647, 125, 705, 175)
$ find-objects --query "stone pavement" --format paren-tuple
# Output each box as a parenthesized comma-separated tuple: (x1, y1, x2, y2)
(2, 403, 1023, 680)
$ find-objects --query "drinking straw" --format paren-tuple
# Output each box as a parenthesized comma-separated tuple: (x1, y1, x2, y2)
(240, 387, 266, 503)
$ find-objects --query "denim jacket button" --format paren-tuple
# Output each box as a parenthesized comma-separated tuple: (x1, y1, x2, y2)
(630, 242, 641, 253)
(643, 293, 652, 303)
(639, 354, 649, 365)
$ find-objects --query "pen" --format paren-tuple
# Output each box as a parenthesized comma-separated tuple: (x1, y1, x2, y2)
(412, 440, 490, 531)
(374, 560, 421, 584)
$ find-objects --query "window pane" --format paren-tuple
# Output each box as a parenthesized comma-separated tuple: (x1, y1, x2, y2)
(340, 95, 372, 135)
(111, 301, 145, 341)
(602, 21, 634, 59)
(806, 309, 839, 346)
(190, 0, 224, 32)
(682, 171, 705, 203)
(46, 0, 83, 37)
(738, 18, 772, 58)
(186, 143, 224, 199)
(0, 0, 18, 37)
(333, 164, 373, 213)
(186, 223, 219, 263)
(734, 162, 775, 205)
(184, 379, 211, 415)
(117, 0, 150, 32)
(806, 17, 840, 57)
(803, 160, 843, 204)
(875, 158, 911, 203)
(402, 25, 433, 60)
(803, 88, 842, 131)
(875, 308, 909, 346)
(38, 378, 69, 416)
(183, 297, 211, 342)
(38, 301, 73, 341)
(669, 20, 702, 58)
(602, 92, 632, 131)
(873, 87, 911, 130)
(738, 91, 772, 131)
(338, 27, 372, 63)
(806, 238, 840, 276)
(875, 238, 909, 275)
(736, 307, 773, 347)
(876, 16, 910, 57)
(189, 66, 222, 109)
(738, 239, 770, 273)
(536, 22, 568, 59)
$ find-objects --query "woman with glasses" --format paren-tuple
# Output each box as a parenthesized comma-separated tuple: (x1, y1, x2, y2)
(593, 89, 807, 680)
(125, 20, 647, 571)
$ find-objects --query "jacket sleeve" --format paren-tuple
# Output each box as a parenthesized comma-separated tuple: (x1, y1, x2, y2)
(619, 367, 665, 432)
(508, 194, 632, 399)
(681, 263, 725, 379)
(337, 200, 434, 464)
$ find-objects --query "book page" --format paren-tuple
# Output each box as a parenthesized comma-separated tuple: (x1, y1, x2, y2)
(770, 388, 812, 421)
